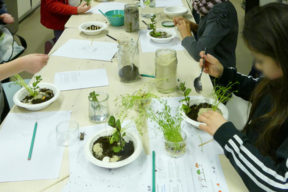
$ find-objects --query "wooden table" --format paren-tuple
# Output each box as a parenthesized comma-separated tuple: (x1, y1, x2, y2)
(0, 0, 248, 192)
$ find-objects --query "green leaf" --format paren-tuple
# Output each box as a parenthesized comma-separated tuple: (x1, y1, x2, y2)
(113, 132, 120, 142)
(122, 132, 126, 137)
(109, 136, 114, 144)
(120, 139, 126, 147)
(184, 89, 191, 96)
(108, 116, 116, 127)
(179, 99, 186, 103)
(112, 146, 123, 153)
(116, 120, 121, 131)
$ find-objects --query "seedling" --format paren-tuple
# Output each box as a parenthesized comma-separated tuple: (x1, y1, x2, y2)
(89, 91, 101, 109)
(14, 74, 42, 97)
(108, 116, 127, 153)
(179, 82, 192, 114)
(148, 15, 161, 37)
(85, 0, 91, 6)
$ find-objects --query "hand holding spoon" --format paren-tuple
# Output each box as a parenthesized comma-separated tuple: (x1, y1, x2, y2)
(194, 47, 207, 94)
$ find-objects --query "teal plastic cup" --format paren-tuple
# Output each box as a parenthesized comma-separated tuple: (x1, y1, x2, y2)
(105, 10, 124, 26)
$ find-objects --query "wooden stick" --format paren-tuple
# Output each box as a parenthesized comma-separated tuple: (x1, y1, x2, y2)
(39, 174, 70, 192)
(198, 139, 214, 147)
(91, 38, 94, 46)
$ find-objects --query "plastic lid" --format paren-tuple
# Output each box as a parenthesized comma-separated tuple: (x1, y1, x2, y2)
(162, 21, 175, 27)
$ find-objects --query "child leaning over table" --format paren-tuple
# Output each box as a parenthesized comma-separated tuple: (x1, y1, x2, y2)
(41, 0, 91, 53)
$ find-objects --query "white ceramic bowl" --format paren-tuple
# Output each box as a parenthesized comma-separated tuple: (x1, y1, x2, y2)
(164, 6, 188, 19)
(13, 83, 61, 111)
(79, 21, 107, 36)
(85, 128, 143, 169)
(180, 97, 229, 128)
(146, 28, 176, 44)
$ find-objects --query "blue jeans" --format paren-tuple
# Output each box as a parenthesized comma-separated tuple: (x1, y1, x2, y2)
(54, 30, 64, 41)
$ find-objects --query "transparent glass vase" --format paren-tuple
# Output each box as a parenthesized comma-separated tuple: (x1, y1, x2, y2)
(88, 92, 110, 123)
(163, 130, 187, 158)
(140, 0, 156, 18)
(124, 4, 139, 32)
(155, 48, 178, 94)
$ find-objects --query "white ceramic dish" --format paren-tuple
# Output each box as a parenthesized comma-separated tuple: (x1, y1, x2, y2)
(164, 6, 188, 19)
(85, 128, 143, 169)
(180, 98, 229, 128)
(79, 21, 107, 36)
(13, 83, 61, 111)
(146, 28, 176, 44)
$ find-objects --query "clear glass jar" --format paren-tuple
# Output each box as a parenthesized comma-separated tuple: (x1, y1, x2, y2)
(140, 0, 156, 18)
(56, 120, 79, 146)
(124, 4, 139, 32)
(88, 92, 110, 123)
(132, 90, 152, 111)
(155, 48, 178, 94)
(164, 130, 187, 158)
(117, 41, 139, 83)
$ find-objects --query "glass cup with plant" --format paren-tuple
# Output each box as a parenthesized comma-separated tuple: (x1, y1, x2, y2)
(88, 91, 110, 123)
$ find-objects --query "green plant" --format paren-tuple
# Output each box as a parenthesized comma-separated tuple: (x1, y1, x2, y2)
(210, 81, 239, 111)
(89, 91, 101, 109)
(14, 74, 42, 97)
(179, 82, 192, 114)
(108, 116, 127, 153)
(85, 0, 91, 6)
(148, 15, 161, 37)
(147, 100, 183, 143)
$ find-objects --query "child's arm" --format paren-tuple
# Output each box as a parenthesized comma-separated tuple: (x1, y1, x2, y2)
(0, 54, 49, 81)
(46, 0, 90, 15)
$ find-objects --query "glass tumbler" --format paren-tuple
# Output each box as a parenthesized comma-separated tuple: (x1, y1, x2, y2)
(88, 92, 110, 123)
(56, 120, 79, 146)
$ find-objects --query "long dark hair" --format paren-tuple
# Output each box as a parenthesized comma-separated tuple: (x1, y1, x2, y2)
(243, 3, 288, 160)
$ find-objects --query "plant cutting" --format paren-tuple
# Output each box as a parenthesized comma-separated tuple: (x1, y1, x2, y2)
(88, 91, 109, 123)
(148, 15, 171, 38)
(13, 74, 54, 104)
(179, 82, 192, 114)
(91, 116, 134, 163)
(83, 0, 91, 6)
(148, 100, 187, 158)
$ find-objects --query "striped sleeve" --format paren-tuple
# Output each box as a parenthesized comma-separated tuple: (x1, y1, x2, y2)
(217, 67, 260, 101)
(214, 122, 288, 192)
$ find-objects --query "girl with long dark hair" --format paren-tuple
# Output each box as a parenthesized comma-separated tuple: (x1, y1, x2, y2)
(197, 3, 288, 191)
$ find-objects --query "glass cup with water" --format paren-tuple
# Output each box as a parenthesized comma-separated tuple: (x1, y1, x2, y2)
(140, 0, 156, 18)
(88, 92, 110, 123)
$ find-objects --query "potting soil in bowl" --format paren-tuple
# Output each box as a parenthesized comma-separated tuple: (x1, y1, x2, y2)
(92, 136, 135, 162)
(186, 103, 222, 121)
(21, 88, 54, 104)
(150, 31, 172, 38)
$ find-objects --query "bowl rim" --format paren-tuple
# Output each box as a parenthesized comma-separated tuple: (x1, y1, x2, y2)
(78, 21, 107, 33)
(13, 82, 61, 108)
(85, 128, 143, 169)
(164, 6, 188, 14)
(105, 9, 125, 17)
(146, 28, 176, 41)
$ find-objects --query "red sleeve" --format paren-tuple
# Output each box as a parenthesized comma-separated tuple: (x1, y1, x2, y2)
(46, 0, 78, 15)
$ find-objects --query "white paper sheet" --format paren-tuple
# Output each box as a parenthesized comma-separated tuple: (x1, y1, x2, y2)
(87, 2, 126, 14)
(62, 122, 152, 192)
(139, 30, 185, 53)
(0, 111, 71, 182)
(54, 69, 109, 91)
(156, 0, 183, 7)
(52, 39, 118, 61)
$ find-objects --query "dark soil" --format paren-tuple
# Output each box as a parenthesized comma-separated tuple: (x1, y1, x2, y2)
(86, 25, 102, 30)
(119, 64, 139, 82)
(186, 103, 212, 121)
(21, 88, 54, 104)
(150, 31, 172, 38)
(92, 136, 134, 161)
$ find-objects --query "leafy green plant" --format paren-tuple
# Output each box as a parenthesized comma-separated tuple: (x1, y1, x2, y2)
(148, 15, 162, 37)
(210, 81, 239, 111)
(85, 0, 91, 6)
(179, 82, 192, 114)
(108, 116, 127, 153)
(89, 91, 101, 110)
(14, 74, 42, 97)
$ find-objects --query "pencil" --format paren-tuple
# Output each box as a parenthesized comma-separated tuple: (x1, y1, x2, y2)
(106, 34, 118, 42)
(140, 74, 155, 78)
(198, 139, 214, 147)
(152, 151, 155, 192)
(28, 121, 38, 160)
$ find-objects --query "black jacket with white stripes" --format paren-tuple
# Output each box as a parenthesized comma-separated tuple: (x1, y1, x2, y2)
(214, 67, 288, 192)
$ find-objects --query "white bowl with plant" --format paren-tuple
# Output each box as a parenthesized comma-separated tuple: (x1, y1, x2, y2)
(164, 6, 188, 19)
(146, 15, 176, 44)
(13, 74, 60, 111)
(85, 116, 143, 169)
(179, 82, 236, 128)
(79, 21, 107, 36)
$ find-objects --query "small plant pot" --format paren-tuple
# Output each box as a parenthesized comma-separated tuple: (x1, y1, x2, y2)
(85, 127, 143, 169)
(79, 21, 107, 36)
(180, 97, 229, 128)
(146, 28, 176, 44)
(13, 83, 60, 111)
(88, 92, 110, 123)
(164, 130, 187, 158)
(132, 91, 152, 111)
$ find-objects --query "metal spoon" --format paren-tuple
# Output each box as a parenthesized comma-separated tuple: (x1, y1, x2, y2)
(194, 47, 207, 94)
(142, 20, 151, 30)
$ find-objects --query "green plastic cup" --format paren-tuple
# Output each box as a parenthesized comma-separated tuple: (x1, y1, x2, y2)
(105, 10, 124, 26)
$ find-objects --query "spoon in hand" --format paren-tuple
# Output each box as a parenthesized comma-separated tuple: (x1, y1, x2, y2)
(194, 47, 207, 94)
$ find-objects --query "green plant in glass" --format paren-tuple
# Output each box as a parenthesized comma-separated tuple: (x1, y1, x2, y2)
(14, 74, 42, 97)
(179, 82, 192, 114)
(108, 116, 127, 153)
(89, 91, 100, 109)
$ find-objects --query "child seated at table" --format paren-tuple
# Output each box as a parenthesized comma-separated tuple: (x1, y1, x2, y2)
(173, 0, 238, 68)
(41, 0, 91, 54)
(197, 3, 288, 191)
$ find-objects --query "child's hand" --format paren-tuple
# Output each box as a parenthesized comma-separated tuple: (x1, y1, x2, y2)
(77, 2, 91, 14)
(173, 16, 198, 31)
(0, 13, 14, 24)
(20, 54, 49, 74)
(177, 20, 192, 39)
(197, 111, 227, 136)
(199, 51, 224, 78)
